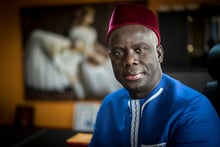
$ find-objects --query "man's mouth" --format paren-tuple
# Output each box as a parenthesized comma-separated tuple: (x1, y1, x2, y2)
(124, 73, 144, 81)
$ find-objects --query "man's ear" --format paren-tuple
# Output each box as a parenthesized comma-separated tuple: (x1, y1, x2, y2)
(157, 45, 163, 63)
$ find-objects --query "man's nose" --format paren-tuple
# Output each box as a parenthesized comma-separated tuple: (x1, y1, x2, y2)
(123, 51, 138, 67)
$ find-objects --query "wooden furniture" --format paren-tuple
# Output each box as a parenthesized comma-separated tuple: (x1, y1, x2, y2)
(66, 133, 92, 147)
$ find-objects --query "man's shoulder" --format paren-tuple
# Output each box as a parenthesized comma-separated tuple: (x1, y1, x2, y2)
(102, 88, 130, 104)
(97, 88, 130, 115)
(161, 73, 210, 109)
(162, 73, 205, 99)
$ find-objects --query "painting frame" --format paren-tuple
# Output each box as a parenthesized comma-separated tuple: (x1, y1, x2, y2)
(20, 1, 147, 100)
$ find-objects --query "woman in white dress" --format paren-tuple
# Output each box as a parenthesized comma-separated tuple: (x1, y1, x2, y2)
(69, 6, 121, 97)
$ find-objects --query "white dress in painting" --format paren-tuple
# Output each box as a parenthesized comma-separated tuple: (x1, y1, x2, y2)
(69, 26, 121, 97)
(24, 29, 85, 98)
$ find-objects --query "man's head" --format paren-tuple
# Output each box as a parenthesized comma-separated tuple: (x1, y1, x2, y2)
(107, 2, 163, 98)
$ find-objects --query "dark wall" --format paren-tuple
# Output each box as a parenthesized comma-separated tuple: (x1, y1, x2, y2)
(159, 11, 189, 68)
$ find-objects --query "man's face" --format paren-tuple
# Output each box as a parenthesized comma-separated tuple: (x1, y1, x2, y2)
(109, 25, 163, 98)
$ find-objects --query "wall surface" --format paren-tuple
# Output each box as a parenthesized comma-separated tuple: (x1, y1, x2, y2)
(0, 0, 219, 129)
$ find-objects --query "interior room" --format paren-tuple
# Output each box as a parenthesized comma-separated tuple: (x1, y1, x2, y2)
(0, 0, 220, 146)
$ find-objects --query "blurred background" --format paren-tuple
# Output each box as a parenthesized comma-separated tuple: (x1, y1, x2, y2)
(0, 0, 220, 146)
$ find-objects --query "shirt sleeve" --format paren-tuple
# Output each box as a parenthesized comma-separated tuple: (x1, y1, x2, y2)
(171, 95, 220, 147)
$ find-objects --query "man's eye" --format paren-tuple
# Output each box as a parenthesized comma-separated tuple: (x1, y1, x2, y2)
(110, 49, 125, 58)
(134, 47, 147, 54)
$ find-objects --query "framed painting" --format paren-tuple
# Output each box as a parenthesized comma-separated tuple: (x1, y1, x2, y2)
(21, 1, 147, 100)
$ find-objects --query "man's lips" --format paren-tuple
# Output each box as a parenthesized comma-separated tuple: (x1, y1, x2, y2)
(124, 73, 144, 81)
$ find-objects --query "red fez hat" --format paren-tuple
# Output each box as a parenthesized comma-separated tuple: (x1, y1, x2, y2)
(107, 2, 160, 45)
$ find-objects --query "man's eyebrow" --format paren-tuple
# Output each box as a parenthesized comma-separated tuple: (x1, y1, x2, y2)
(109, 45, 123, 49)
(132, 42, 150, 48)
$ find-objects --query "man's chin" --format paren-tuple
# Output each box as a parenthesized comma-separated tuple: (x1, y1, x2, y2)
(125, 83, 142, 92)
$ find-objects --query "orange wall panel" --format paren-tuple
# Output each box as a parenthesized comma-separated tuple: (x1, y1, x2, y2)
(34, 102, 74, 128)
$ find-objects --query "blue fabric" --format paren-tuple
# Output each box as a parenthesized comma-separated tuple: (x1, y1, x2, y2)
(89, 74, 220, 147)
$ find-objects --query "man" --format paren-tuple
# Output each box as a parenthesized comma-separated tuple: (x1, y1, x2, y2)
(89, 2, 220, 147)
